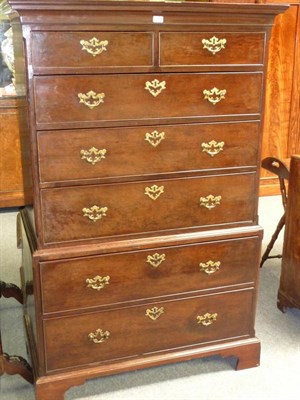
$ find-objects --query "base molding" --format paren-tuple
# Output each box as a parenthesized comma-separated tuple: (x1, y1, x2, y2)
(33, 338, 260, 400)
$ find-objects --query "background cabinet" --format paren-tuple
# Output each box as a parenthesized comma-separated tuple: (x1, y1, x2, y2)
(261, 0, 300, 195)
(0, 96, 31, 207)
(0, 11, 31, 207)
(277, 155, 300, 311)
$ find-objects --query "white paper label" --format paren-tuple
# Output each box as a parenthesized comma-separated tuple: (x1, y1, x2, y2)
(153, 15, 164, 24)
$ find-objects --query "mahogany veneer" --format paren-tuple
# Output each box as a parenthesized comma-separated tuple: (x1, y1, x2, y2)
(5, 1, 288, 399)
(40, 172, 257, 245)
(44, 288, 254, 372)
(40, 236, 260, 314)
(34, 73, 263, 129)
(37, 121, 260, 185)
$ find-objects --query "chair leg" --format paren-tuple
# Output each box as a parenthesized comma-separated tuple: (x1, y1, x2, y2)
(0, 351, 34, 384)
(0, 281, 23, 304)
(0, 280, 33, 384)
(260, 213, 285, 268)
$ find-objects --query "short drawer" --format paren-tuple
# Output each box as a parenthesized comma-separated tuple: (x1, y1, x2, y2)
(40, 236, 260, 314)
(37, 121, 260, 184)
(44, 289, 254, 372)
(40, 172, 257, 245)
(31, 31, 154, 71)
(159, 32, 265, 66)
(34, 73, 262, 129)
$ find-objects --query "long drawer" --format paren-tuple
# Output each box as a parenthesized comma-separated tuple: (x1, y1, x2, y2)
(40, 236, 260, 314)
(34, 73, 262, 129)
(44, 288, 254, 372)
(37, 121, 260, 184)
(40, 172, 257, 244)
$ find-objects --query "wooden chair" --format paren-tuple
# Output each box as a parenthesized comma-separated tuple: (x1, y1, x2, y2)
(260, 157, 290, 268)
(0, 281, 33, 383)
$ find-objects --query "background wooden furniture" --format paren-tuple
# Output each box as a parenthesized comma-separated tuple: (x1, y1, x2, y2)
(0, 280, 33, 384)
(260, 156, 289, 267)
(0, 9, 31, 208)
(0, 17, 32, 377)
(277, 155, 300, 312)
(0, 96, 31, 207)
(260, 0, 300, 195)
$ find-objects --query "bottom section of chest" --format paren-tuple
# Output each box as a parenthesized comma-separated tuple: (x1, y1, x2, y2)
(19, 208, 262, 383)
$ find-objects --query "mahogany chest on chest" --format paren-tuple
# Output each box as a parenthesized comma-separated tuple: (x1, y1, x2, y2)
(5, 1, 287, 398)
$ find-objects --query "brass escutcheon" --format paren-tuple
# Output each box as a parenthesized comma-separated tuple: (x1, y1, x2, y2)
(86, 275, 110, 291)
(201, 140, 225, 157)
(202, 36, 227, 55)
(146, 253, 166, 268)
(80, 37, 108, 57)
(145, 130, 165, 147)
(82, 205, 108, 222)
(144, 184, 164, 200)
(145, 79, 166, 97)
(203, 87, 226, 105)
(199, 260, 221, 275)
(145, 306, 164, 321)
(88, 328, 110, 344)
(197, 312, 218, 326)
(80, 147, 107, 165)
(78, 90, 105, 109)
(199, 194, 222, 210)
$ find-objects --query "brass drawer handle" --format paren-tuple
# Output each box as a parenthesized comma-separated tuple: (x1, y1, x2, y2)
(145, 130, 165, 147)
(80, 147, 107, 165)
(199, 260, 221, 275)
(146, 253, 166, 268)
(199, 194, 221, 210)
(88, 328, 110, 344)
(145, 79, 166, 97)
(78, 90, 105, 109)
(203, 87, 226, 105)
(197, 312, 218, 326)
(145, 306, 164, 321)
(202, 36, 227, 55)
(86, 275, 110, 291)
(144, 184, 164, 200)
(80, 37, 108, 57)
(201, 140, 224, 157)
(82, 205, 108, 222)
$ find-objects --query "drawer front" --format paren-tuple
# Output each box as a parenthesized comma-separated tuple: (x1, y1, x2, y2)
(44, 289, 254, 372)
(31, 31, 154, 70)
(37, 121, 260, 184)
(159, 32, 265, 66)
(40, 173, 257, 244)
(40, 236, 260, 314)
(34, 73, 262, 129)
